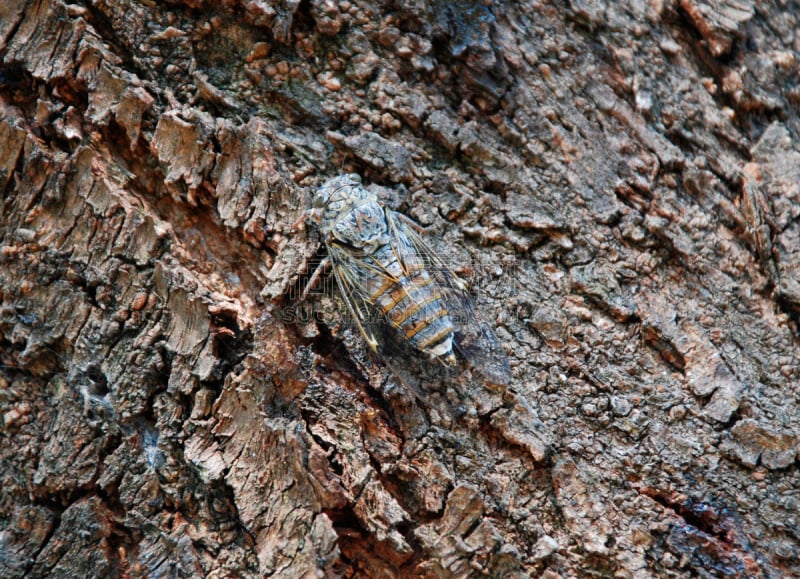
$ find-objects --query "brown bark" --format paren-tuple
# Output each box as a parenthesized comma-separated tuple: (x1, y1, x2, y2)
(1, 0, 798, 577)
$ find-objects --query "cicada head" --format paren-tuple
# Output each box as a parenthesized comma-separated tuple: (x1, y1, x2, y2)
(312, 174, 376, 233)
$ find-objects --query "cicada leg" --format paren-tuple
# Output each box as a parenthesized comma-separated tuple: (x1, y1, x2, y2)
(301, 256, 331, 301)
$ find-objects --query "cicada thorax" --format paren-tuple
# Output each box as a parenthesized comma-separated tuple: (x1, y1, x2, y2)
(364, 243, 457, 365)
(326, 199, 386, 247)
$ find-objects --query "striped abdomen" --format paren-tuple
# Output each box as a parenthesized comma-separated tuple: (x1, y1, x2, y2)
(367, 245, 456, 363)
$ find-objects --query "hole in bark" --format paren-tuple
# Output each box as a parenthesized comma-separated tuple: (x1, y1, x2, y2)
(85, 283, 98, 307)
(85, 364, 109, 396)
(324, 506, 363, 532)
(324, 506, 411, 571)
(0, 61, 34, 93)
(294, 0, 316, 35)
(208, 308, 251, 382)
(0, 336, 24, 372)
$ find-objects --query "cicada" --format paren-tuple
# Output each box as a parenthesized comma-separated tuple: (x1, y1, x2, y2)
(307, 173, 511, 385)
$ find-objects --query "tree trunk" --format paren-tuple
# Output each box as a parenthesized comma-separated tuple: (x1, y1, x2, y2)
(1, 0, 798, 576)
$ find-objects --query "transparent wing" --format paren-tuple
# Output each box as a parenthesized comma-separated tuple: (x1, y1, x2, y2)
(325, 238, 457, 389)
(385, 211, 512, 385)
(325, 241, 385, 353)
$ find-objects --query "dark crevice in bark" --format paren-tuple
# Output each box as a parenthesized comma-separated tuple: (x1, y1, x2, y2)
(325, 504, 415, 574)
(0, 60, 35, 97)
(209, 308, 252, 383)
(205, 478, 259, 556)
(22, 506, 61, 578)
(642, 488, 743, 547)
(673, 3, 783, 144)
(79, 1, 139, 75)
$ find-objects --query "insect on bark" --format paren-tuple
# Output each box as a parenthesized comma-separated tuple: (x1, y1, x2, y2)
(307, 174, 511, 386)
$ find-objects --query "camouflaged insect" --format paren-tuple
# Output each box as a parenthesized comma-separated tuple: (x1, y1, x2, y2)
(309, 173, 511, 385)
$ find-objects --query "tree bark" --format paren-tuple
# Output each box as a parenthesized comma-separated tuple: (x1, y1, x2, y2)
(1, 0, 798, 577)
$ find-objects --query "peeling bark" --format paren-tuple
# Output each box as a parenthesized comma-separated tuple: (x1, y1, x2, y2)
(2, 0, 799, 577)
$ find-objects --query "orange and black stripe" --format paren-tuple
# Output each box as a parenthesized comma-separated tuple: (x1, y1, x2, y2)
(369, 267, 454, 360)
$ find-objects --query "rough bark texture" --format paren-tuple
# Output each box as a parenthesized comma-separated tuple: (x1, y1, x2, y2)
(1, 0, 798, 577)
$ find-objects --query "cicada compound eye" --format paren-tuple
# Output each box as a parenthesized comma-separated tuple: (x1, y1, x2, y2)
(313, 178, 337, 209)
(312, 190, 327, 209)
